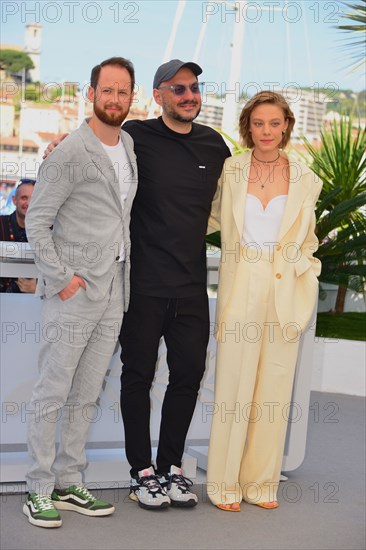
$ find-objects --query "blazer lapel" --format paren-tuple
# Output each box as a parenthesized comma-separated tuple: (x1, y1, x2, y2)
(79, 119, 123, 211)
(278, 158, 310, 241)
(120, 131, 138, 220)
(94, 152, 122, 209)
(121, 131, 135, 168)
(229, 151, 251, 239)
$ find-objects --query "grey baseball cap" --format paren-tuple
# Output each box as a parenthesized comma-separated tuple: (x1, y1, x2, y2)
(153, 59, 203, 89)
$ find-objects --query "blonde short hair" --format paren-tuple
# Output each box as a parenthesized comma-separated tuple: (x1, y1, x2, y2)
(239, 91, 295, 149)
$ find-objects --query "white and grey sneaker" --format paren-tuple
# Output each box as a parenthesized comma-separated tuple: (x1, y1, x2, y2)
(159, 465, 198, 507)
(129, 466, 171, 510)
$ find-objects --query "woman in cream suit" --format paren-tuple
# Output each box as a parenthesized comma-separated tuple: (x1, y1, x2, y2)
(207, 91, 322, 511)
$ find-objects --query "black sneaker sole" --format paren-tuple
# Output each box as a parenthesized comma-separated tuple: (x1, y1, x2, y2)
(170, 498, 198, 508)
(138, 500, 170, 510)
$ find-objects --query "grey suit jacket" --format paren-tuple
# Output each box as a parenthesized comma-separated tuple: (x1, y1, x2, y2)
(26, 119, 138, 310)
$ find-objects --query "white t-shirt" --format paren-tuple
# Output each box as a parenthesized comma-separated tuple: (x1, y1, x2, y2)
(102, 138, 132, 261)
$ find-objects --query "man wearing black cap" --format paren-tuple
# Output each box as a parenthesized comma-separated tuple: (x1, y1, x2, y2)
(120, 60, 231, 509)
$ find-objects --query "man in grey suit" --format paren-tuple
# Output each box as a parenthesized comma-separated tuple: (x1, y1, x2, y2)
(23, 57, 138, 528)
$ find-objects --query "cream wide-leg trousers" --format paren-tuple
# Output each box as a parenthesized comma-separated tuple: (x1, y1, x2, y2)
(207, 247, 301, 506)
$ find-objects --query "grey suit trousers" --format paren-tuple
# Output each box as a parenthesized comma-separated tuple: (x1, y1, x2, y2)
(25, 266, 124, 495)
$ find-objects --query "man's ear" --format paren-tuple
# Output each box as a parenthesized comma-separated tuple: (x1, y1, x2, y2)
(87, 86, 95, 103)
(153, 88, 162, 107)
(12, 194, 17, 206)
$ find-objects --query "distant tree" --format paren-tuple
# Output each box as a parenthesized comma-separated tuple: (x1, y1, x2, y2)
(24, 83, 62, 103)
(0, 49, 34, 74)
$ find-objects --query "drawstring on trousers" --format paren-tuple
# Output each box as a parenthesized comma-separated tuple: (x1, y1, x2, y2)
(166, 298, 179, 318)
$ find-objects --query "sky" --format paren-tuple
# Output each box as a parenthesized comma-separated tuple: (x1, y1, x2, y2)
(1, 0, 365, 98)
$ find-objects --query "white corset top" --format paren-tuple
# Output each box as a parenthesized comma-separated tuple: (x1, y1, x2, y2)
(242, 194, 287, 249)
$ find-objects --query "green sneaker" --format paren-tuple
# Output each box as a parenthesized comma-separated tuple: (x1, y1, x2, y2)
(23, 493, 62, 528)
(51, 485, 115, 516)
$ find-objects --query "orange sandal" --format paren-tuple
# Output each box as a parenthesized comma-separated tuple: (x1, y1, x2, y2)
(255, 501, 279, 509)
(216, 502, 241, 512)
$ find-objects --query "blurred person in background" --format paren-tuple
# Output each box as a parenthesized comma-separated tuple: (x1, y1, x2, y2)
(0, 178, 36, 293)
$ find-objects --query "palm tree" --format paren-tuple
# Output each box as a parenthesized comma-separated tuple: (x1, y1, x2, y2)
(337, 0, 366, 72)
(303, 117, 366, 312)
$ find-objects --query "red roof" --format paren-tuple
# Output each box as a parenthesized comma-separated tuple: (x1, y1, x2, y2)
(36, 132, 65, 141)
(0, 136, 39, 148)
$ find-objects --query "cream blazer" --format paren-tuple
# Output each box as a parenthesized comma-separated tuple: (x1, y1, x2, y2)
(208, 150, 323, 337)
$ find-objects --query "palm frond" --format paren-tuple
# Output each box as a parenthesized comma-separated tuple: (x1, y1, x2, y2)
(206, 231, 221, 248)
(303, 118, 366, 205)
(303, 115, 366, 297)
(336, 0, 366, 71)
(215, 129, 247, 156)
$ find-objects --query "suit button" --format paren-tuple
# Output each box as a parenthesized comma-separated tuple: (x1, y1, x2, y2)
(275, 273, 282, 279)
(116, 256, 120, 261)
(276, 245, 281, 251)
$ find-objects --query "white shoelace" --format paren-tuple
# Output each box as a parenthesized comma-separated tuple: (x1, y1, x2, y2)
(33, 494, 54, 511)
(74, 486, 96, 501)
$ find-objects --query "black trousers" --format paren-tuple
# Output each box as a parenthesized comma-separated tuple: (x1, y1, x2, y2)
(120, 292, 209, 477)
